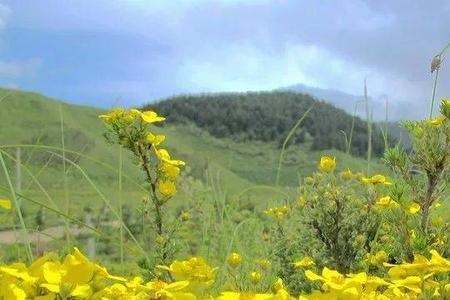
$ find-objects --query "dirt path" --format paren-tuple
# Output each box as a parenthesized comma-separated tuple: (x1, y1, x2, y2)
(0, 225, 93, 244)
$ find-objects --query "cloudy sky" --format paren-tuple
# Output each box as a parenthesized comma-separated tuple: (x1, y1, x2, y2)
(0, 0, 449, 118)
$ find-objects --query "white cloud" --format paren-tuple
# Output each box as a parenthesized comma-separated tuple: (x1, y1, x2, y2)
(0, 4, 42, 84)
(0, 3, 11, 30)
(0, 59, 42, 79)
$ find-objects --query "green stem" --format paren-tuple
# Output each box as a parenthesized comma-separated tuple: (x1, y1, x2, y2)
(429, 64, 440, 119)
(0, 152, 33, 263)
(59, 105, 71, 250)
(275, 105, 313, 186)
(118, 146, 124, 264)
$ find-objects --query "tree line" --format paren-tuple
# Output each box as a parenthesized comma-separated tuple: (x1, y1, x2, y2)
(144, 91, 393, 157)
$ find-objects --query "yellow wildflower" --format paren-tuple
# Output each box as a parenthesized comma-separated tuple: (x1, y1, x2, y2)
(298, 196, 306, 208)
(370, 251, 389, 266)
(361, 174, 392, 185)
(217, 292, 273, 300)
(340, 168, 353, 181)
(254, 259, 271, 270)
(272, 278, 285, 293)
(375, 196, 399, 209)
(294, 257, 315, 268)
(0, 198, 11, 210)
(158, 180, 176, 197)
(145, 280, 195, 300)
(428, 115, 446, 126)
(156, 149, 186, 166)
(98, 108, 125, 123)
(249, 271, 262, 284)
(160, 163, 181, 179)
(141, 111, 166, 123)
(319, 155, 336, 173)
(408, 203, 421, 214)
(158, 257, 217, 290)
(227, 253, 243, 268)
(147, 132, 166, 146)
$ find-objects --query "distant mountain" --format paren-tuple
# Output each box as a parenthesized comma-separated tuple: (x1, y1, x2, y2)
(278, 83, 390, 121)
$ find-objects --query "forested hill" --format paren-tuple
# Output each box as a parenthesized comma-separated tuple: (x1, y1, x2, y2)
(145, 91, 393, 157)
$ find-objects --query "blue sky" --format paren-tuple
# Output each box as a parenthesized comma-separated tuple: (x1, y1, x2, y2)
(0, 0, 449, 118)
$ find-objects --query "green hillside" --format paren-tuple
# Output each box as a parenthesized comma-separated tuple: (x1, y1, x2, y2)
(0, 88, 387, 226)
(146, 92, 394, 157)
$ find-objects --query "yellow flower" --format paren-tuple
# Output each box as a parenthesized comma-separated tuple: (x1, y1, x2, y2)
(361, 174, 392, 185)
(227, 252, 243, 268)
(141, 111, 166, 123)
(264, 206, 289, 220)
(272, 278, 285, 293)
(158, 180, 176, 197)
(156, 149, 186, 166)
(0, 198, 12, 210)
(145, 280, 195, 300)
(147, 132, 166, 146)
(161, 163, 181, 179)
(428, 115, 446, 126)
(319, 155, 336, 173)
(158, 257, 217, 291)
(217, 292, 273, 300)
(127, 108, 142, 117)
(370, 251, 389, 266)
(0, 280, 27, 300)
(294, 256, 315, 268)
(39, 248, 96, 299)
(249, 271, 262, 284)
(388, 276, 422, 294)
(340, 168, 353, 181)
(432, 202, 442, 209)
(375, 196, 399, 209)
(98, 108, 125, 123)
(408, 203, 421, 214)
(254, 259, 271, 270)
(305, 267, 368, 291)
(298, 196, 306, 208)
(431, 216, 444, 227)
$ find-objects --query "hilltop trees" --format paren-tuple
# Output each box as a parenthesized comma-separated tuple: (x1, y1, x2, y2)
(146, 92, 391, 157)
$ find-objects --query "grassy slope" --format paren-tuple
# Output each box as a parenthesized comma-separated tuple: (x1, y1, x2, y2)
(0, 88, 386, 225)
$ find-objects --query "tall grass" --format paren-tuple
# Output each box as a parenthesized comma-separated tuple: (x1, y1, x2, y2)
(0, 152, 33, 263)
(275, 105, 313, 186)
(49, 151, 148, 259)
(429, 41, 450, 118)
(59, 105, 71, 250)
(364, 79, 372, 174)
(118, 146, 124, 264)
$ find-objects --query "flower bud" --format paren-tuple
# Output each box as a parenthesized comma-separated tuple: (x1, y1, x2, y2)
(249, 271, 262, 284)
(304, 176, 315, 185)
(319, 155, 336, 173)
(440, 97, 450, 119)
(227, 252, 243, 268)
(340, 168, 353, 181)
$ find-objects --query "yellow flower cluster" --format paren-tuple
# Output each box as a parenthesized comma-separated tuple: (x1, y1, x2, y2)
(300, 249, 450, 299)
(0, 248, 295, 300)
(4, 247, 450, 299)
(264, 205, 289, 220)
(99, 108, 185, 197)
